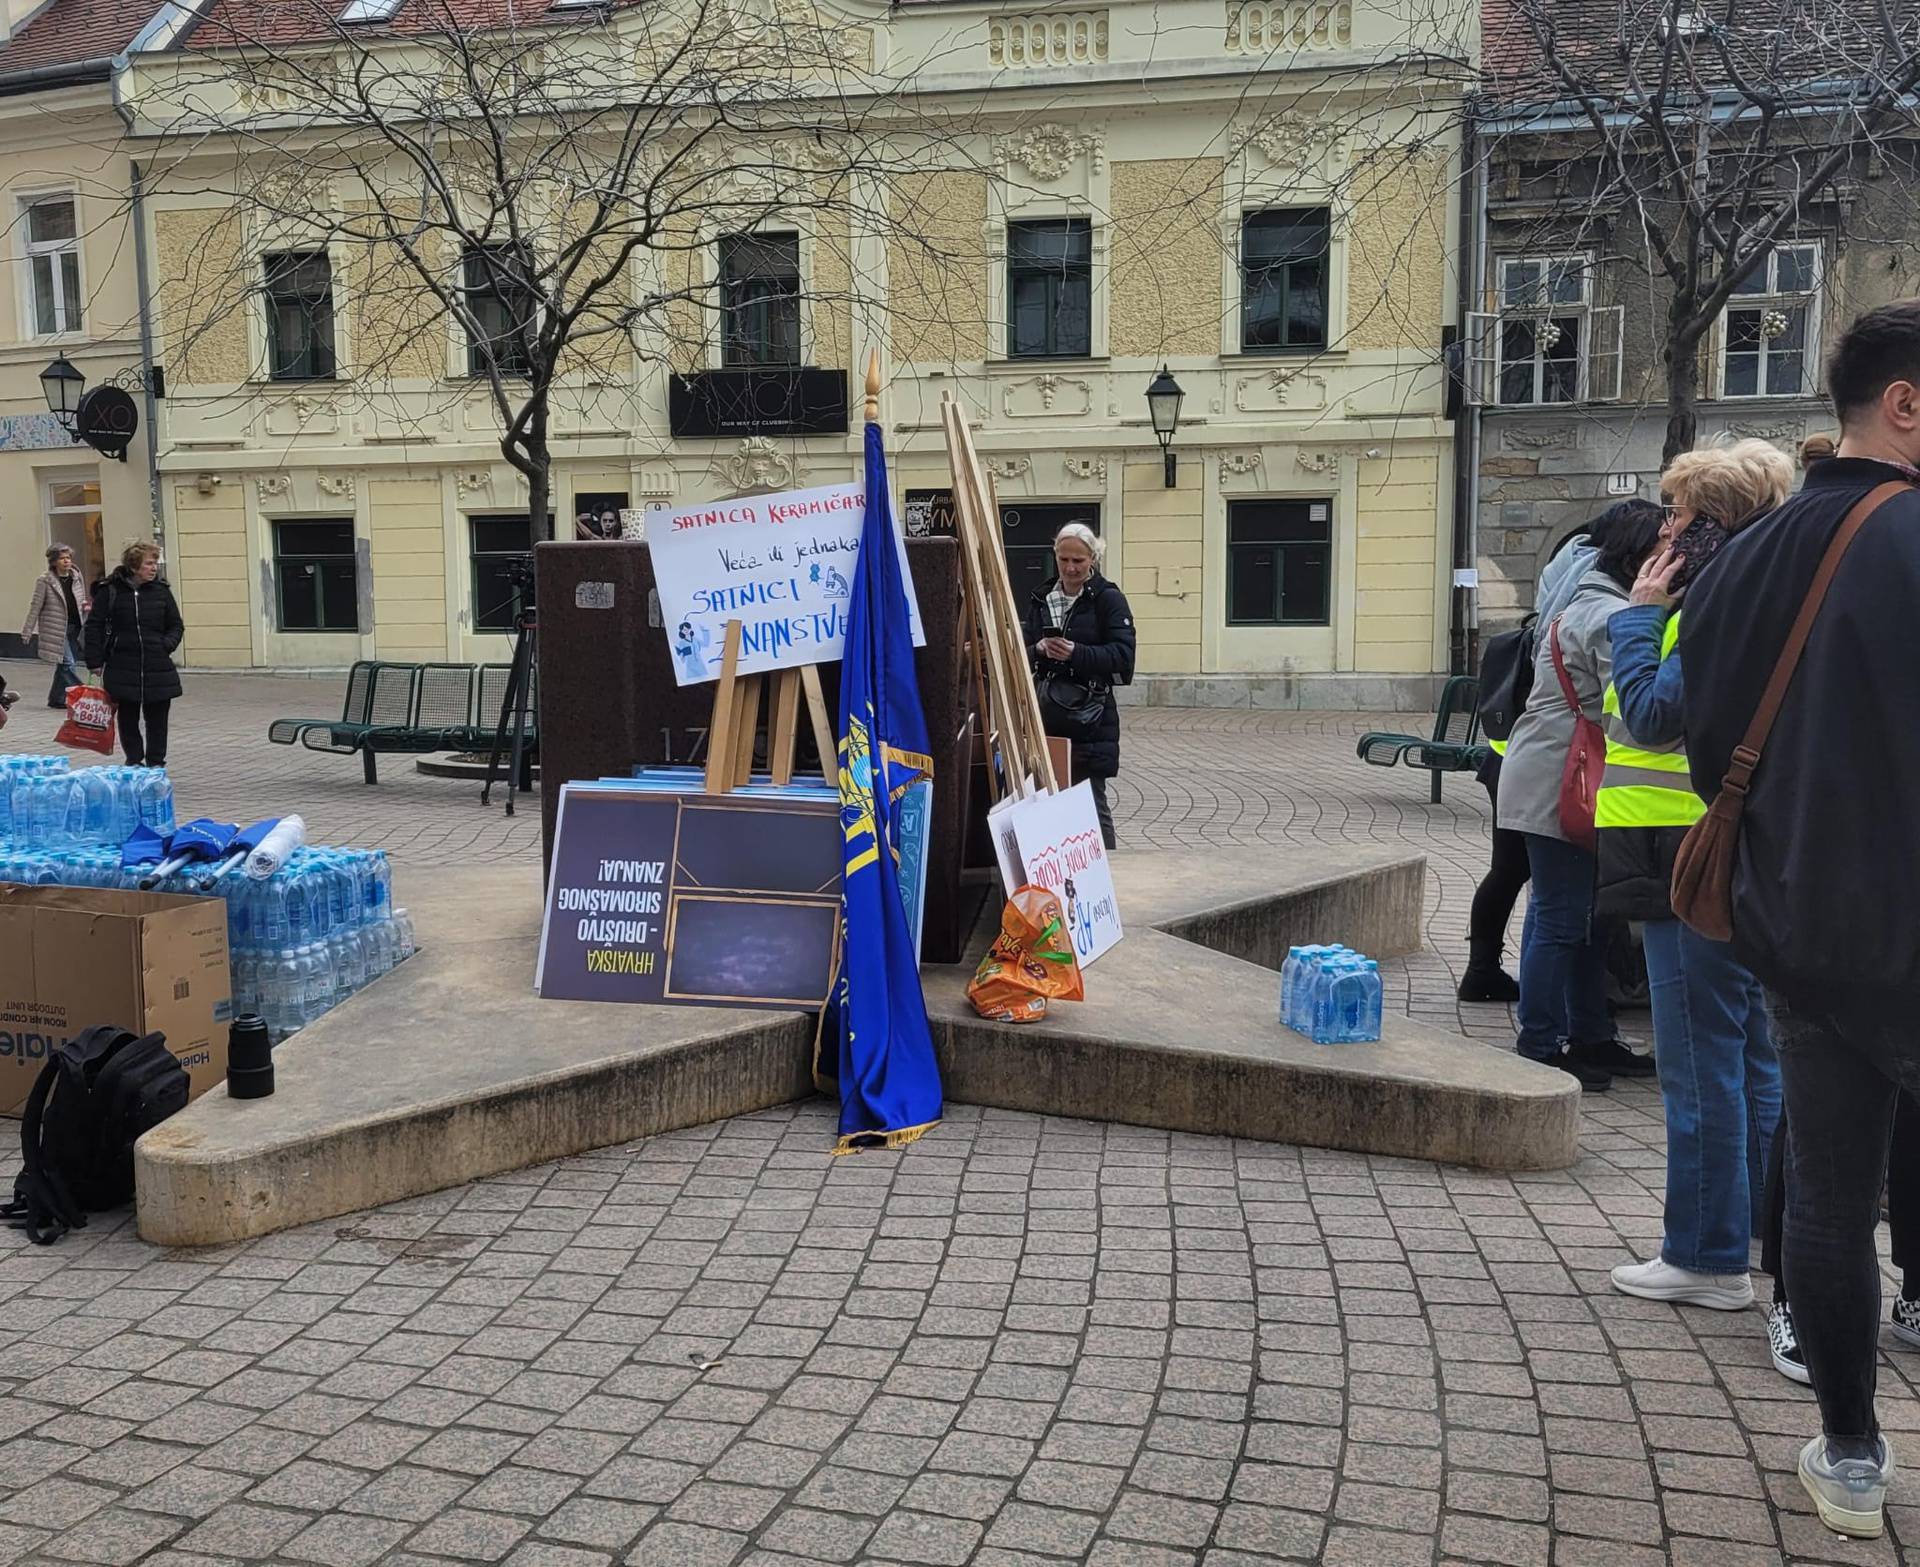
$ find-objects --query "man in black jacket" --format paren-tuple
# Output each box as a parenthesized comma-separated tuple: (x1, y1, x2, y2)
(1682, 300, 1920, 1540)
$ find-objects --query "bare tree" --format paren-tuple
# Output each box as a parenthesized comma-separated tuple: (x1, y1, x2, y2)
(120, 0, 980, 539)
(1481, 0, 1920, 462)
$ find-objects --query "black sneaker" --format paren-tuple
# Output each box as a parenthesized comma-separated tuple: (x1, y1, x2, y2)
(1891, 1295, 1920, 1349)
(1571, 1038, 1657, 1078)
(1528, 1046, 1612, 1090)
(1770, 1299, 1811, 1384)
(1458, 965, 1520, 1004)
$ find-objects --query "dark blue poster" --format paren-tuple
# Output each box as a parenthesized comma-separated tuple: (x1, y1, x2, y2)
(535, 785, 841, 1008)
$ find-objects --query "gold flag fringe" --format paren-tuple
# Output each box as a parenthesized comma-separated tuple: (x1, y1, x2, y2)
(831, 1119, 940, 1156)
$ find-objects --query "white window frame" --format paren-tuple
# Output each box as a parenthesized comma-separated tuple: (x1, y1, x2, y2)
(1492, 253, 1590, 405)
(1715, 242, 1822, 401)
(19, 191, 83, 340)
(339, 0, 402, 22)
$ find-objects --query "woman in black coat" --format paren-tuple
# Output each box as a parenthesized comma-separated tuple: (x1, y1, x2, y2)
(1023, 523, 1137, 849)
(84, 540, 185, 767)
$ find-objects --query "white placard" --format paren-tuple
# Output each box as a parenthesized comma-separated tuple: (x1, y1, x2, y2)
(647, 481, 926, 685)
(1007, 781, 1123, 967)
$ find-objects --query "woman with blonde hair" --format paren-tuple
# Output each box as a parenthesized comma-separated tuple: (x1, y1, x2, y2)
(20, 543, 86, 707)
(1600, 438, 1792, 1312)
(83, 539, 184, 768)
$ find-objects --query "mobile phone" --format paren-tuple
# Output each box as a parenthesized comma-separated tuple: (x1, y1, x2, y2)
(1670, 516, 1731, 593)
(1042, 624, 1063, 639)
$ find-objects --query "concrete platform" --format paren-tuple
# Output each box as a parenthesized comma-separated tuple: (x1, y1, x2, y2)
(136, 843, 1578, 1248)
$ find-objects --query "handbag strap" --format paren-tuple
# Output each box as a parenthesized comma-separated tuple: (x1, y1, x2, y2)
(1719, 479, 1909, 798)
(1548, 621, 1584, 716)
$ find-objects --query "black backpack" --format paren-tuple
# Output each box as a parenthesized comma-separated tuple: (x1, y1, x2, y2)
(2, 1025, 188, 1245)
(1476, 614, 1538, 743)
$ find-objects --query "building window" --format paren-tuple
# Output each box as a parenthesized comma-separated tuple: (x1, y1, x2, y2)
(46, 477, 104, 588)
(263, 251, 336, 380)
(573, 490, 628, 541)
(720, 232, 801, 367)
(1241, 209, 1328, 352)
(273, 520, 359, 633)
(1226, 499, 1331, 625)
(1493, 256, 1588, 405)
(471, 514, 533, 632)
(464, 244, 535, 377)
(999, 501, 1098, 607)
(23, 196, 81, 337)
(1007, 218, 1092, 359)
(1721, 243, 1820, 398)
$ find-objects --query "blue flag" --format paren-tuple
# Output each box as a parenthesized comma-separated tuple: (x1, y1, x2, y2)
(830, 422, 940, 1153)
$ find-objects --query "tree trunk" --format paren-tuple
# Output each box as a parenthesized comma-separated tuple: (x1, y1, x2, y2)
(526, 456, 552, 547)
(1662, 329, 1702, 468)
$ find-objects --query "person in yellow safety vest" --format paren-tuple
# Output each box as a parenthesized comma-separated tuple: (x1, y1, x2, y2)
(1598, 439, 1793, 1319)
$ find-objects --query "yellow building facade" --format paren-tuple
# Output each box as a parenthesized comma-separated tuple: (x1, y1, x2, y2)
(111, 0, 1471, 705)
(0, 53, 153, 657)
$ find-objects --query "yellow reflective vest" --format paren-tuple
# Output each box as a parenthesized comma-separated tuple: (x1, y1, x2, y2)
(1593, 612, 1704, 829)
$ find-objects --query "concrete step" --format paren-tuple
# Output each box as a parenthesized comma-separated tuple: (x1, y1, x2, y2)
(136, 842, 1576, 1248)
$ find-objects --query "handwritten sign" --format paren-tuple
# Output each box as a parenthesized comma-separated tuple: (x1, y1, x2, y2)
(1007, 782, 1122, 967)
(647, 481, 926, 685)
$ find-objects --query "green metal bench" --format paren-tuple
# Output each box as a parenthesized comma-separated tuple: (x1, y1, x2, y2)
(268, 662, 421, 783)
(1355, 675, 1484, 803)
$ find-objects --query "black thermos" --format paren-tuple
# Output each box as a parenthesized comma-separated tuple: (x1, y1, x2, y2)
(226, 1015, 274, 1099)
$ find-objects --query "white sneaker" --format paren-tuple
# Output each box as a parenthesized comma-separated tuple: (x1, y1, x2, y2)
(1610, 1257, 1754, 1311)
(1892, 1295, 1920, 1349)
(1799, 1433, 1893, 1539)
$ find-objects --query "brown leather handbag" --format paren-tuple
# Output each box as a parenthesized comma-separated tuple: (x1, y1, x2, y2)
(1671, 480, 1908, 940)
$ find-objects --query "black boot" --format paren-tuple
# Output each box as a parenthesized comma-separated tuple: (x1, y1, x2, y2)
(1458, 945, 1520, 1003)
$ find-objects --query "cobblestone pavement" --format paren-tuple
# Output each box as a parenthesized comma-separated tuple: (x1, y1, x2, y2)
(0, 660, 1914, 1567)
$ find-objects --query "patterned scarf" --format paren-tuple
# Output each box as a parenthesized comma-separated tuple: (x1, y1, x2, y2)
(1045, 582, 1082, 638)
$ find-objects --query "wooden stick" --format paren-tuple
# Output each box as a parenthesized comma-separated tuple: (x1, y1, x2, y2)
(769, 668, 801, 786)
(733, 673, 762, 788)
(704, 619, 745, 795)
(800, 662, 836, 782)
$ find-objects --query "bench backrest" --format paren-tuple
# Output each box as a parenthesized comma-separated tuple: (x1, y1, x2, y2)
(339, 661, 376, 725)
(477, 662, 535, 728)
(1433, 675, 1481, 746)
(417, 663, 478, 730)
(366, 663, 421, 728)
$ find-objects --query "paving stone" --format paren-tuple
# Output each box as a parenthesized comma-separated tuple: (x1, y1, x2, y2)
(405, 1507, 534, 1561)
(281, 1512, 413, 1567)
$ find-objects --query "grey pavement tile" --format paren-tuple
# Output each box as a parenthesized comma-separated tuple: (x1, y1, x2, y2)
(404, 1506, 533, 1561)
(281, 1512, 414, 1567)
(38, 1506, 184, 1565)
(173, 1501, 312, 1557)
(534, 1497, 657, 1550)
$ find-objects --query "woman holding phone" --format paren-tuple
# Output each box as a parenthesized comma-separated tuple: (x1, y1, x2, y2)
(1024, 523, 1136, 850)
(1600, 438, 1794, 1312)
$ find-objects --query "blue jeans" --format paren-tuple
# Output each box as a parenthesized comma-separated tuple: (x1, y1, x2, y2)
(1516, 833, 1610, 1061)
(1643, 919, 1780, 1274)
(46, 630, 80, 707)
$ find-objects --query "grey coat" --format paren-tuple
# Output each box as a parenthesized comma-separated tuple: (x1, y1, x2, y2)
(21, 570, 83, 666)
(1496, 569, 1627, 843)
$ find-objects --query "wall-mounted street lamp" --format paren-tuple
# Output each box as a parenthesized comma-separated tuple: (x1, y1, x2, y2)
(1146, 364, 1184, 489)
(39, 356, 153, 462)
(39, 355, 85, 431)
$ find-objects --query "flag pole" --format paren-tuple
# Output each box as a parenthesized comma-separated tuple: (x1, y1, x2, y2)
(864, 349, 881, 426)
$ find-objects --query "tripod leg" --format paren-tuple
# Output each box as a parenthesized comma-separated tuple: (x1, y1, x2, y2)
(482, 624, 530, 806)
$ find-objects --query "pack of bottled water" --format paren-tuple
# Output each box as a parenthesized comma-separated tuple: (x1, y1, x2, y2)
(1280, 944, 1385, 1044)
(0, 753, 414, 1048)
(212, 848, 415, 1044)
(2, 763, 174, 850)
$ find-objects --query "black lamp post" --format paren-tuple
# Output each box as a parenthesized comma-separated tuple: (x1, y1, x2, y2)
(40, 355, 84, 434)
(1146, 364, 1184, 489)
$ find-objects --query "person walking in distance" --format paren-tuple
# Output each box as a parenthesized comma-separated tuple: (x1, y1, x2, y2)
(1024, 523, 1136, 850)
(1598, 440, 1792, 1313)
(84, 540, 184, 768)
(21, 544, 87, 708)
(1681, 300, 1920, 1539)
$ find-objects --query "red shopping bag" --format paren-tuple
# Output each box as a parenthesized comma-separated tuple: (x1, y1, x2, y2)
(56, 683, 116, 755)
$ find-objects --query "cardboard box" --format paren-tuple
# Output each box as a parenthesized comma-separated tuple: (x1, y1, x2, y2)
(0, 884, 233, 1118)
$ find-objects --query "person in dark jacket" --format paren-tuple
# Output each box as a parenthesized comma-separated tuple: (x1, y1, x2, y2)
(1600, 440, 1791, 1316)
(1023, 523, 1136, 850)
(1681, 300, 1920, 1541)
(84, 539, 184, 768)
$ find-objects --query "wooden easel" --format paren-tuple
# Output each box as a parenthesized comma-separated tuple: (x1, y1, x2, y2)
(703, 625, 836, 794)
(941, 392, 1059, 799)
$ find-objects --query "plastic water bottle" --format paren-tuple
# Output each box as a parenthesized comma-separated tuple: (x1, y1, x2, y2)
(363, 918, 394, 980)
(136, 769, 174, 833)
(331, 929, 365, 1002)
(392, 908, 416, 962)
(1279, 946, 1306, 1026)
(258, 877, 290, 947)
(1361, 960, 1384, 1042)
(369, 851, 392, 925)
(305, 941, 337, 1022)
(263, 947, 298, 1041)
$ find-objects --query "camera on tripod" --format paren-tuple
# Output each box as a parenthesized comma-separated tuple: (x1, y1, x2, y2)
(504, 552, 537, 608)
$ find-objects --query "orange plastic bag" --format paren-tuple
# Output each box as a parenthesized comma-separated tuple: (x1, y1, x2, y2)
(966, 884, 1085, 1022)
(56, 683, 116, 756)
